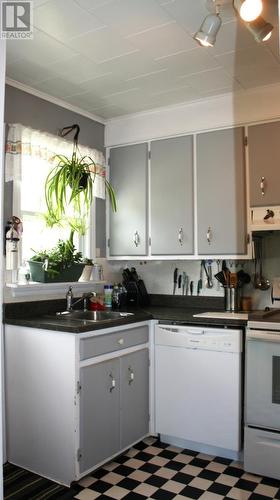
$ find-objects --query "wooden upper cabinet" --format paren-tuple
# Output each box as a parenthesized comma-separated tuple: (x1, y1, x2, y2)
(150, 136, 194, 255)
(248, 121, 280, 207)
(109, 143, 148, 256)
(197, 127, 247, 255)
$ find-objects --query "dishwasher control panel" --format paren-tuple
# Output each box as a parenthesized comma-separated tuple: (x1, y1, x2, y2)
(155, 324, 242, 353)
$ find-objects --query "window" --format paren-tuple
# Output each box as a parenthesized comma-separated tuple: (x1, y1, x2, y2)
(5, 123, 106, 264)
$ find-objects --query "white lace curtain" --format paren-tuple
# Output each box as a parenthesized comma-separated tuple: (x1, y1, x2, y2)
(5, 123, 106, 199)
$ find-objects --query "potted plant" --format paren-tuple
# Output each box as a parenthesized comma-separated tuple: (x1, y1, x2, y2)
(29, 239, 84, 283)
(28, 124, 116, 283)
(79, 258, 94, 282)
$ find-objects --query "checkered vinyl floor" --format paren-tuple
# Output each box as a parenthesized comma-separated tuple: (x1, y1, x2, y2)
(74, 437, 280, 500)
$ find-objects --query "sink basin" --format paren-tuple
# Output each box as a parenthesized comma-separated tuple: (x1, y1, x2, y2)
(52, 310, 134, 323)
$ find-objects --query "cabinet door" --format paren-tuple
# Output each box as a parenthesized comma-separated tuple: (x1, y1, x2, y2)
(109, 143, 148, 256)
(150, 136, 194, 255)
(120, 349, 149, 449)
(79, 359, 120, 473)
(248, 121, 280, 207)
(197, 127, 247, 255)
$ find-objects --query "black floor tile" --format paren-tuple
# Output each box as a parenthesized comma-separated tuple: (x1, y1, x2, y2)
(208, 481, 232, 496)
(234, 478, 258, 491)
(179, 485, 205, 498)
(198, 469, 220, 481)
(145, 475, 168, 488)
(139, 462, 160, 474)
(151, 489, 177, 499)
(117, 477, 141, 491)
(164, 460, 185, 471)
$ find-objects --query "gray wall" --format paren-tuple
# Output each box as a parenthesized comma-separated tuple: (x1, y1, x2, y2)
(4, 85, 106, 256)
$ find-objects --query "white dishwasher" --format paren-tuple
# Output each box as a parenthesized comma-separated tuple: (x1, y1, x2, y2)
(155, 323, 243, 459)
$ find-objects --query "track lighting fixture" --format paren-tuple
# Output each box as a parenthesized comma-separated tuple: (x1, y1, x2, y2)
(237, 0, 263, 22)
(246, 16, 273, 42)
(233, 0, 273, 43)
(194, 1, 222, 47)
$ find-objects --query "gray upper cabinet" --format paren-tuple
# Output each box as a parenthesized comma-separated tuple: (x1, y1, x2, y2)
(109, 143, 148, 256)
(150, 136, 194, 255)
(248, 121, 280, 207)
(197, 127, 247, 255)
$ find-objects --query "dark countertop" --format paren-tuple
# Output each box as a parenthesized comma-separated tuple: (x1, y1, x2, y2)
(5, 310, 153, 334)
(4, 295, 248, 333)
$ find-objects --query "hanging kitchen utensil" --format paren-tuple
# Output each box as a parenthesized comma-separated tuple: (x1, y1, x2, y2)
(197, 261, 203, 295)
(173, 267, 178, 295)
(207, 260, 214, 288)
(190, 281, 194, 296)
(256, 238, 270, 291)
(182, 272, 187, 295)
(178, 274, 182, 290)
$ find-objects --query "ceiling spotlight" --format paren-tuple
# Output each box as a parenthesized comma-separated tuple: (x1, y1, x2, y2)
(234, 0, 263, 22)
(194, 2, 222, 47)
(246, 16, 273, 42)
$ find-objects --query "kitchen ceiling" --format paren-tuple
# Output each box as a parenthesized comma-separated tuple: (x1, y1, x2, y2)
(5, 0, 279, 120)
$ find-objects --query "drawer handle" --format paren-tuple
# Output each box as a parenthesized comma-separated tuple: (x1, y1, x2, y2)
(109, 373, 116, 392)
(118, 338, 124, 345)
(128, 366, 134, 385)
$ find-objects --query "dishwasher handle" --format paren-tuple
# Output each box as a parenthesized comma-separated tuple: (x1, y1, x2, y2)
(159, 326, 205, 335)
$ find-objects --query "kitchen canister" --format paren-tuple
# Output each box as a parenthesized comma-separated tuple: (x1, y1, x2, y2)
(224, 287, 241, 312)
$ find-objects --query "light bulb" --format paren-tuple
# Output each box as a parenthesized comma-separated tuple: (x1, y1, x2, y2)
(262, 31, 272, 42)
(240, 0, 263, 22)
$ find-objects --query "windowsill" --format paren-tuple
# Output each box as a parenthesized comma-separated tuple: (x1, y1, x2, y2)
(5, 281, 106, 298)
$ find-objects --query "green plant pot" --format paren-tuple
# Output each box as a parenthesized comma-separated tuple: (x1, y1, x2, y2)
(28, 261, 85, 283)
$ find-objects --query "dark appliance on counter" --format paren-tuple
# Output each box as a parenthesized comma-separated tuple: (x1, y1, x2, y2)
(122, 267, 150, 306)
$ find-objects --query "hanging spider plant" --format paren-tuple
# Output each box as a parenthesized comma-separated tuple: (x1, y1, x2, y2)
(44, 124, 116, 233)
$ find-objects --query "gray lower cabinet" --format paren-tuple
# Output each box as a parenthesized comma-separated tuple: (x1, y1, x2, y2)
(109, 143, 148, 256)
(197, 127, 247, 255)
(120, 349, 149, 449)
(150, 136, 194, 255)
(79, 348, 149, 474)
(248, 121, 280, 207)
(79, 358, 120, 474)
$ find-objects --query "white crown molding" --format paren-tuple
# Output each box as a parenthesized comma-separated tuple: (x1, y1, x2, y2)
(5, 78, 106, 125)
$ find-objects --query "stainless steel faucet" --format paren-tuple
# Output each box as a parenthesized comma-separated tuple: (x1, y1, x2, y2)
(66, 286, 96, 312)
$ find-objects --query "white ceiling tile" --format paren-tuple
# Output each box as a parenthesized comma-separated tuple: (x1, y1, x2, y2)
(158, 0, 210, 35)
(92, 0, 171, 37)
(183, 67, 237, 93)
(34, 0, 105, 43)
(74, 0, 116, 12)
(65, 91, 107, 109)
(6, 28, 77, 65)
(215, 46, 279, 75)
(79, 73, 137, 96)
(147, 84, 199, 106)
(127, 21, 197, 59)
(156, 48, 221, 76)
(49, 55, 111, 84)
(6, 59, 60, 86)
(32, 76, 83, 99)
(67, 27, 139, 63)
(90, 104, 127, 118)
(212, 20, 257, 55)
(97, 52, 163, 80)
(232, 64, 280, 89)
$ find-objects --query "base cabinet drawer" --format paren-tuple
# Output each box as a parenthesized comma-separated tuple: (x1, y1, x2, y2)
(80, 326, 149, 360)
(244, 426, 280, 480)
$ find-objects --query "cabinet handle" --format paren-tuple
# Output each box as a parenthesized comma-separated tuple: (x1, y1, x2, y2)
(206, 226, 212, 245)
(128, 366, 134, 385)
(178, 228, 183, 246)
(133, 231, 140, 247)
(260, 176, 265, 196)
(117, 338, 124, 345)
(109, 372, 116, 392)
